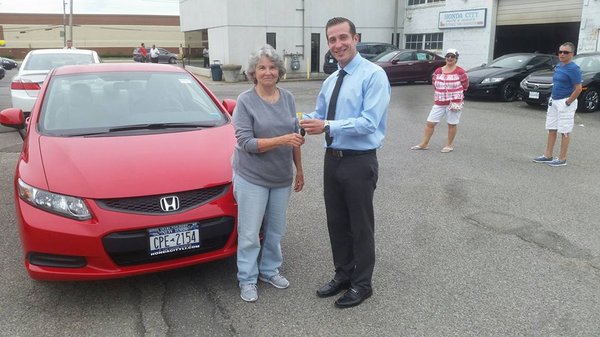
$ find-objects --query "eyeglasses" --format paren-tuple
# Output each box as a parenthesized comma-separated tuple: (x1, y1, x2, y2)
(445, 55, 456, 59)
(558, 50, 572, 55)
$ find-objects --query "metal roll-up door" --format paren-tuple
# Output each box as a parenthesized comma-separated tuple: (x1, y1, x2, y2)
(497, 0, 583, 26)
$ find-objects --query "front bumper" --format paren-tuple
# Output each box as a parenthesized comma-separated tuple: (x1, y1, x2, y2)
(464, 83, 501, 98)
(16, 187, 238, 281)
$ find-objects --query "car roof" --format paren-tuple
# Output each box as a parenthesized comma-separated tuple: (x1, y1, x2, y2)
(52, 62, 188, 76)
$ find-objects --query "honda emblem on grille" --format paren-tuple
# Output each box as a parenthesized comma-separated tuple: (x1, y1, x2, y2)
(160, 196, 180, 212)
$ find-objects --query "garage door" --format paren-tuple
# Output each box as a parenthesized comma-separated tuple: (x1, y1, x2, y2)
(497, 0, 582, 25)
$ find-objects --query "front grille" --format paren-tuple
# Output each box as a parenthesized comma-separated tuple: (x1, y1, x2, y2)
(524, 81, 552, 90)
(102, 216, 235, 266)
(96, 184, 229, 215)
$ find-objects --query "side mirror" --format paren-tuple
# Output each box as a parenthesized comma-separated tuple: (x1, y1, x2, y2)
(481, 63, 487, 67)
(391, 60, 399, 65)
(0, 108, 25, 129)
(222, 99, 237, 115)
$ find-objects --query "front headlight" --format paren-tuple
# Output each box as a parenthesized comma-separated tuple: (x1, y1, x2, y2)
(17, 178, 91, 220)
(481, 77, 504, 84)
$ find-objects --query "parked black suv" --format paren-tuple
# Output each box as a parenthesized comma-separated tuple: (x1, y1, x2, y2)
(519, 52, 600, 112)
(323, 42, 398, 74)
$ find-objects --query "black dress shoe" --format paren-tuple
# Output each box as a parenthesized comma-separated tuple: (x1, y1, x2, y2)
(334, 287, 373, 308)
(316, 279, 351, 298)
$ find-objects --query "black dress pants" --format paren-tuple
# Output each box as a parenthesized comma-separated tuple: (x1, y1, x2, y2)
(323, 151, 378, 291)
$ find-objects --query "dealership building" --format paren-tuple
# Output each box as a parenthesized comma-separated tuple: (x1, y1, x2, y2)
(180, 0, 600, 72)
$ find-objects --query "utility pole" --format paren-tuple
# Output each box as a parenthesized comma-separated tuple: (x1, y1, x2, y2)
(63, 0, 67, 47)
(69, 0, 73, 44)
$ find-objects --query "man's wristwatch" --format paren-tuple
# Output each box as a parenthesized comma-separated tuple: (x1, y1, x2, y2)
(323, 120, 330, 133)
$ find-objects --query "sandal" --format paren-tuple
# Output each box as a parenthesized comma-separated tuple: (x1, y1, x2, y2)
(410, 145, 429, 150)
(441, 146, 454, 153)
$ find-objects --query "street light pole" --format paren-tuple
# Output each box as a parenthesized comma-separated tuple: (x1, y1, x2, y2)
(63, 0, 67, 47)
(69, 0, 73, 43)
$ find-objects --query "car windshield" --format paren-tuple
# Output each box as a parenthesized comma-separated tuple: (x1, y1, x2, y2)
(372, 51, 398, 62)
(488, 55, 534, 69)
(24, 53, 95, 71)
(39, 71, 227, 135)
(574, 55, 600, 72)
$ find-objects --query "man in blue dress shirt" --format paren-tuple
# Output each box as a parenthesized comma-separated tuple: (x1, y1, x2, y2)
(301, 17, 390, 309)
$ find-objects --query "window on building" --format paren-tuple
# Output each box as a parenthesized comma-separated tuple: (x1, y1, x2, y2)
(408, 0, 444, 5)
(266, 33, 276, 49)
(424, 33, 443, 50)
(405, 33, 443, 50)
(405, 34, 423, 49)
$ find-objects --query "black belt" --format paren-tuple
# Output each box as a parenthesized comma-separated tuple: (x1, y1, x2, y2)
(326, 148, 376, 158)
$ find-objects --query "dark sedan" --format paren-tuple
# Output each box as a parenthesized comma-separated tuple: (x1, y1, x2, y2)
(520, 52, 600, 112)
(372, 49, 446, 84)
(1, 57, 18, 70)
(466, 53, 558, 102)
(133, 47, 178, 64)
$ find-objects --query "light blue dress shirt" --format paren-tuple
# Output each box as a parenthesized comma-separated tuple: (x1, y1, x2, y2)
(307, 53, 390, 150)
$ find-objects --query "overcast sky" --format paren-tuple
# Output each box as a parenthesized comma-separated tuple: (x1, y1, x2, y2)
(0, 0, 180, 15)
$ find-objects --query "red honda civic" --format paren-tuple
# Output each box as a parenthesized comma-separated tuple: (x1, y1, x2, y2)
(0, 63, 239, 281)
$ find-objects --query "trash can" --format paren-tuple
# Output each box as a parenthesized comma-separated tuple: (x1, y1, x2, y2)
(210, 64, 222, 81)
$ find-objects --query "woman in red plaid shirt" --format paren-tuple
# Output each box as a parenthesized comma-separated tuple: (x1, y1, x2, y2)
(411, 48, 469, 153)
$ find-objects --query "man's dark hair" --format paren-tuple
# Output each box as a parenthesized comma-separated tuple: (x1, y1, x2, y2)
(325, 17, 356, 37)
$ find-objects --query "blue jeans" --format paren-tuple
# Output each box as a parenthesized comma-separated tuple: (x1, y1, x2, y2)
(234, 174, 291, 285)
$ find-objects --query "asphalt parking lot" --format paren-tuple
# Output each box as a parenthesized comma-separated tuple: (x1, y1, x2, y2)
(1, 67, 600, 336)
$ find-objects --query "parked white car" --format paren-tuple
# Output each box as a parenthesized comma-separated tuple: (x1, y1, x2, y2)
(10, 49, 101, 115)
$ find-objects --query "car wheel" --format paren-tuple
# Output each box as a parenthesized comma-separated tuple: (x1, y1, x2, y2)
(579, 87, 599, 113)
(168, 57, 176, 64)
(500, 81, 518, 102)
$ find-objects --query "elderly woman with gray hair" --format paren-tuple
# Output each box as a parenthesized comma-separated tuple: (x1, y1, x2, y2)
(231, 44, 305, 302)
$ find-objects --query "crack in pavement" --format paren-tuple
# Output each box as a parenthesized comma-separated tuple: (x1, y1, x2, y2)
(130, 276, 169, 337)
(465, 211, 599, 271)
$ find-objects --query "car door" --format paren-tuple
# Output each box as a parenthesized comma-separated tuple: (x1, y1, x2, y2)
(386, 51, 417, 82)
(412, 51, 438, 81)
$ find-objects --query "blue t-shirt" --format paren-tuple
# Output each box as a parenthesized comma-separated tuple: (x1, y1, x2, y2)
(551, 61, 582, 99)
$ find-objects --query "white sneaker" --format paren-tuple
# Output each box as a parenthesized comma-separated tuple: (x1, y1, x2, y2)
(240, 283, 258, 302)
(259, 274, 290, 289)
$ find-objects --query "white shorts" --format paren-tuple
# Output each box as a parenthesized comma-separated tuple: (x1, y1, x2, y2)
(546, 97, 576, 134)
(426, 104, 462, 125)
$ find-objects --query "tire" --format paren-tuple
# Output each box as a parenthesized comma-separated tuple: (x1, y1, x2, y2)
(579, 87, 599, 113)
(500, 81, 518, 102)
(168, 57, 177, 64)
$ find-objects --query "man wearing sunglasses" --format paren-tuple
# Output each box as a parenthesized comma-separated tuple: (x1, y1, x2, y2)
(533, 42, 582, 167)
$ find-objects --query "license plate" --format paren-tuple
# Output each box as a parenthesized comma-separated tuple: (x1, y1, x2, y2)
(148, 223, 200, 256)
(529, 91, 540, 99)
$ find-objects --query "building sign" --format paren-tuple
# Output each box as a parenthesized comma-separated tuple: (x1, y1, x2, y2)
(439, 9, 487, 29)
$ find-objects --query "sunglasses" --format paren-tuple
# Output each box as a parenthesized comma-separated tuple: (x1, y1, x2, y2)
(445, 54, 456, 59)
(558, 50, 572, 55)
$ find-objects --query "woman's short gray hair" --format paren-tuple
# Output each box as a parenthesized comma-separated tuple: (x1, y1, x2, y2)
(246, 44, 286, 84)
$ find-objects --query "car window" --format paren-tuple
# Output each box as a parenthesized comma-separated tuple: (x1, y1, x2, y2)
(416, 52, 431, 61)
(574, 55, 600, 72)
(25, 53, 95, 70)
(39, 72, 227, 134)
(396, 52, 415, 62)
(528, 56, 551, 67)
(488, 55, 534, 68)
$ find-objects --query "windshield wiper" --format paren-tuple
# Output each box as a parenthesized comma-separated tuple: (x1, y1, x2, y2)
(108, 122, 215, 132)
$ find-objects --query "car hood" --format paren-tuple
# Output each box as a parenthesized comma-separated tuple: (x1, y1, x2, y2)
(467, 67, 521, 82)
(525, 69, 599, 86)
(31, 126, 235, 199)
